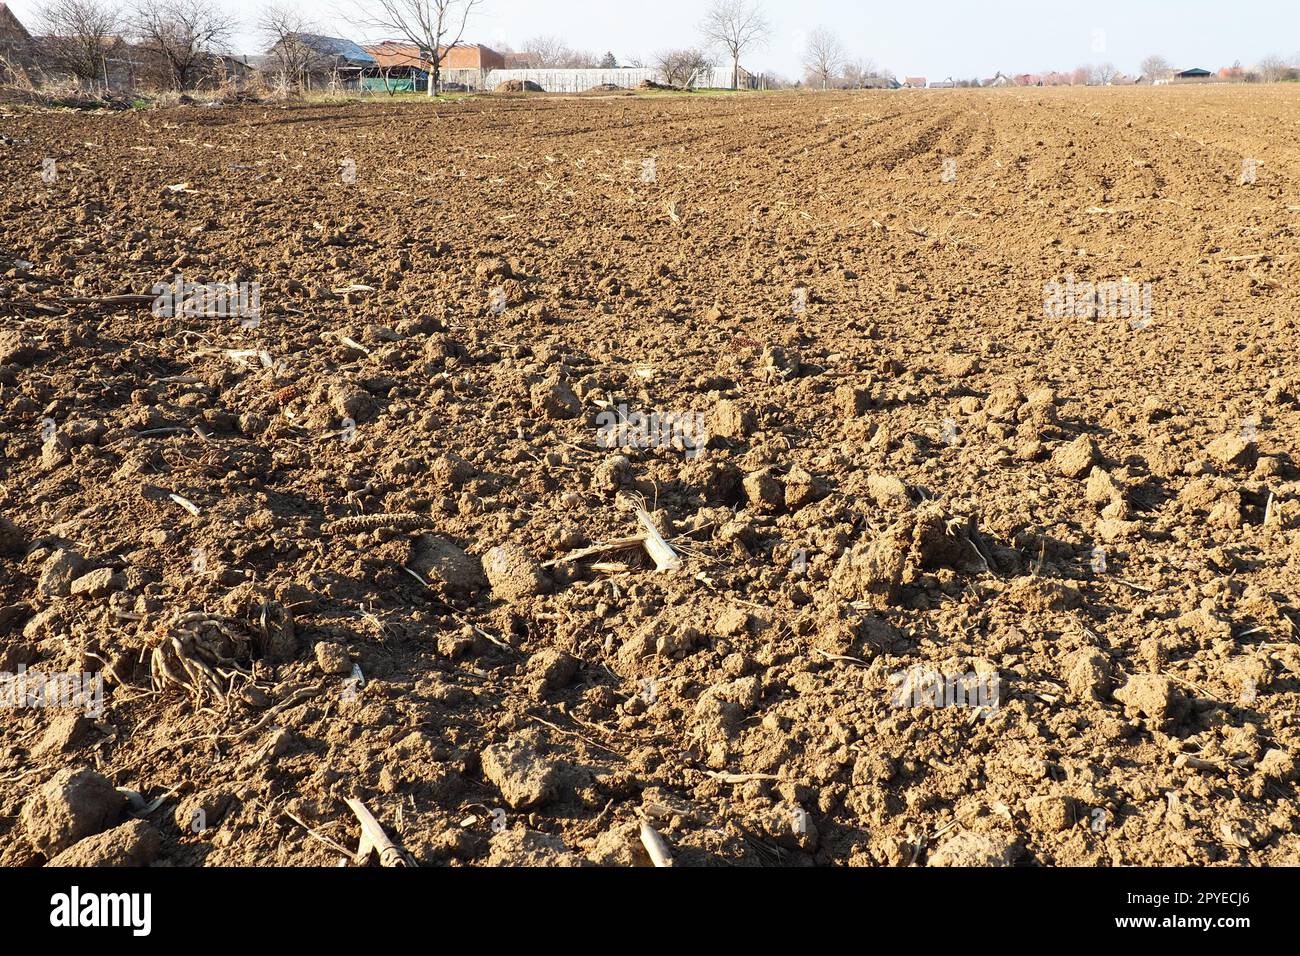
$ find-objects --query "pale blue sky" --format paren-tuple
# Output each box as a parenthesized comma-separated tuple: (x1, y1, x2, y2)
(8, 0, 1299, 79)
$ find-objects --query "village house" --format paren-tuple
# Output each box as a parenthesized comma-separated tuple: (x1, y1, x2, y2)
(0, 2, 30, 56)
(0, 1, 134, 89)
(0, 4, 259, 92)
(212, 54, 257, 90)
(259, 34, 374, 91)
(0, 2, 32, 81)
(362, 40, 427, 92)
(363, 40, 505, 92)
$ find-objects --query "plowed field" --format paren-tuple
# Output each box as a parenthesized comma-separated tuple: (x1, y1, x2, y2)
(2, 84, 1298, 866)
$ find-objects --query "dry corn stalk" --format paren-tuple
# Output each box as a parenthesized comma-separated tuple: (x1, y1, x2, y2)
(540, 535, 645, 569)
(639, 820, 673, 867)
(635, 507, 682, 572)
(325, 513, 433, 535)
(346, 798, 412, 867)
(539, 497, 682, 574)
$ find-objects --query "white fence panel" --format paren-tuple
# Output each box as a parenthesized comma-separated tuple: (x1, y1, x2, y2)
(482, 68, 662, 93)
(689, 66, 764, 89)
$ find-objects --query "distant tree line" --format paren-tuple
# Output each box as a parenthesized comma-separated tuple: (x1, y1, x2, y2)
(17, 0, 1297, 98)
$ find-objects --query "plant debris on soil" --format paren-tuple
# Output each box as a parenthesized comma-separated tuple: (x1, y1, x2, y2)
(0, 85, 1298, 867)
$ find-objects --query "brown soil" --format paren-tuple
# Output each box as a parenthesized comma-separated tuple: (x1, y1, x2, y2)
(1, 86, 1298, 867)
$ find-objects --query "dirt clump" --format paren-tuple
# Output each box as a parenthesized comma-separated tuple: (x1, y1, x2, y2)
(21, 767, 127, 857)
(481, 735, 565, 809)
(46, 819, 163, 867)
(483, 545, 547, 602)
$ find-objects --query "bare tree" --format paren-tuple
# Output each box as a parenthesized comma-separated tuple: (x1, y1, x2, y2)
(699, 0, 769, 91)
(520, 35, 567, 67)
(130, 0, 235, 90)
(840, 58, 869, 88)
(37, 0, 121, 88)
(655, 47, 711, 88)
(1139, 55, 1171, 82)
(258, 2, 323, 92)
(1257, 54, 1290, 83)
(520, 35, 600, 69)
(354, 0, 482, 95)
(842, 58, 888, 89)
(801, 26, 844, 90)
(1089, 62, 1117, 85)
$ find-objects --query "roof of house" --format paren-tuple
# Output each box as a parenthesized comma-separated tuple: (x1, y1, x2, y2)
(219, 54, 256, 69)
(1177, 67, 1211, 77)
(443, 43, 501, 55)
(904, 76, 926, 86)
(0, 2, 32, 42)
(296, 34, 376, 65)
